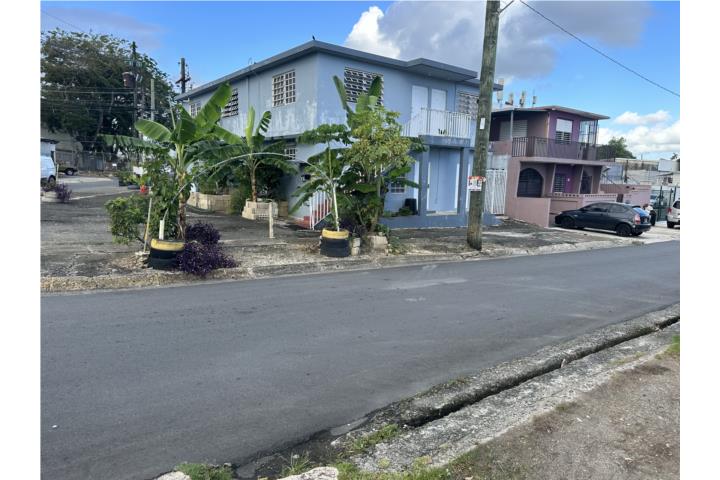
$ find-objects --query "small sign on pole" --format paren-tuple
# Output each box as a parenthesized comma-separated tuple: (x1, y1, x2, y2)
(468, 175, 486, 192)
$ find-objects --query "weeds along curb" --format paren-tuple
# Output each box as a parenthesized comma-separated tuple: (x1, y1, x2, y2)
(334, 304, 680, 447)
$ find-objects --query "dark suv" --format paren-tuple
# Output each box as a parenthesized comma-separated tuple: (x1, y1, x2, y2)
(555, 202, 652, 237)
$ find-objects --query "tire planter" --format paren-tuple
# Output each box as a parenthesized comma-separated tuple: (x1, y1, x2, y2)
(320, 229, 350, 258)
(148, 238, 184, 270)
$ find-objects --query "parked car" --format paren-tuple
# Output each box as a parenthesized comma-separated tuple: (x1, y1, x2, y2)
(41, 155, 57, 187)
(59, 164, 78, 176)
(555, 202, 652, 237)
(667, 200, 680, 228)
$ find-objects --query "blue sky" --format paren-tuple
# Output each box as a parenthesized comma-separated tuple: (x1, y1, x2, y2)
(41, 1, 680, 158)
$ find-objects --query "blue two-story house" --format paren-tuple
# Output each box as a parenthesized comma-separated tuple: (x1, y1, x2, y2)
(175, 40, 504, 229)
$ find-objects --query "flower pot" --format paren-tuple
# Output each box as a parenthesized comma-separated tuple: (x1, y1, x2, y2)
(320, 229, 350, 257)
(148, 238, 184, 270)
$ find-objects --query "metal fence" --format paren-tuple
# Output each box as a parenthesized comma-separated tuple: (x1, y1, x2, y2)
(483, 169, 507, 215)
(54, 150, 111, 171)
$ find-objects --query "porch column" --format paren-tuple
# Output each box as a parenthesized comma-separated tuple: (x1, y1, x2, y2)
(458, 147, 470, 214)
(418, 148, 430, 216)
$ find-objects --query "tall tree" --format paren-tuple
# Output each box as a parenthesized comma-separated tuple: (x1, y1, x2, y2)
(607, 137, 636, 159)
(41, 29, 174, 154)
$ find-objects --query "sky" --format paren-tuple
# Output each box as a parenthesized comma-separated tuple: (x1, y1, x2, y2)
(40, 1, 680, 159)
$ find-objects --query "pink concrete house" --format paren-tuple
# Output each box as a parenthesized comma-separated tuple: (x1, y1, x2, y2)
(489, 105, 623, 227)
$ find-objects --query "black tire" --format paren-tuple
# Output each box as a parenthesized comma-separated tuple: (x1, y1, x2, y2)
(47, 176, 56, 188)
(320, 237, 350, 248)
(320, 237, 350, 257)
(560, 217, 575, 229)
(147, 256, 177, 270)
(616, 224, 632, 237)
(64, 168, 75, 176)
(667, 222, 675, 229)
(149, 248, 182, 260)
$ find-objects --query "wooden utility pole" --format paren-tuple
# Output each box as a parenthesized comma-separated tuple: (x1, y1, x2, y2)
(150, 77, 156, 121)
(176, 58, 190, 94)
(131, 41, 138, 134)
(467, 0, 501, 250)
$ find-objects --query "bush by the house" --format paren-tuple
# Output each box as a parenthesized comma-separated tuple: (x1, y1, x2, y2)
(177, 222, 236, 277)
(105, 194, 149, 244)
(176, 241, 236, 277)
(185, 222, 221, 245)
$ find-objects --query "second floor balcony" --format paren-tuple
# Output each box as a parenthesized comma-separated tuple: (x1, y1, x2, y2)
(509, 136, 617, 161)
(402, 108, 473, 139)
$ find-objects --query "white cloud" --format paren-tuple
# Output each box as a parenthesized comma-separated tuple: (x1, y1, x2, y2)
(598, 120, 680, 157)
(345, 6, 400, 58)
(615, 110, 671, 126)
(344, 2, 652, 79)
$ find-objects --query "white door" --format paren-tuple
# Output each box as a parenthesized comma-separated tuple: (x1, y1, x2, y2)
(429, 89, 447, 134)
(411, 86, 428, 135)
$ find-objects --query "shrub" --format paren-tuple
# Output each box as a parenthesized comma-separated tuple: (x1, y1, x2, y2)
(185, 222, 221, 246)
(176, 242, 237, 277)
(42, 183, 73, 202)
(105, 195, 149, 244)
(54, 183, 73, 203)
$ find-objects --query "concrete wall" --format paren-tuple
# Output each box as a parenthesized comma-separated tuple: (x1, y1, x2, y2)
(504, 158, 553, 227)
(600, 183, 652, 206)
(184, 53, 320, 142)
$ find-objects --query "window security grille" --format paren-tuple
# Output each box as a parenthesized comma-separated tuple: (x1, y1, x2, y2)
(390, 178, 406, 194)
(344, 67, 383, 104)
(457, 91, 479, 116)
(222, 89, 239, 117)
(272, 70, 296, 107)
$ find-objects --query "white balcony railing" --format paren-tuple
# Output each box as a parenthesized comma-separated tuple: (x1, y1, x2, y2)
(402, 108, 473, 139)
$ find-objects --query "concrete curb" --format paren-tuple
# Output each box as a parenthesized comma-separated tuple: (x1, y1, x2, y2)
(41, 238, 645, 293)
(354, 321, 681, 472)
(332, 304, 679, 450)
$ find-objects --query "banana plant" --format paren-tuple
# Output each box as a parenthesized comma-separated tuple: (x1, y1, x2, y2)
(333, 74, 383, 127)
(290, 124, 351, 231)
(202, 106, 296, 202)
(104, 82, 235, 239)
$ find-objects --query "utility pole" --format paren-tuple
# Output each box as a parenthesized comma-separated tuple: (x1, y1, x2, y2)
(150, 77, 156, 121)
(131, 41, 138, 135)
(467, 0, 501, 250)
(176, 57, 191, 94)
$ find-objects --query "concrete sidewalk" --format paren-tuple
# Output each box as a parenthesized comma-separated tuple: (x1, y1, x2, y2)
(41, 190, 679, 292)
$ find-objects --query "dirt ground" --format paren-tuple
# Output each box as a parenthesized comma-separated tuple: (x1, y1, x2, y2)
(448, 353, 679, 480)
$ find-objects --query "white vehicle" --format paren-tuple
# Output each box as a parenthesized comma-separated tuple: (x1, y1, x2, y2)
(41, 155, 57, 187)
(666, 200, 680, 228)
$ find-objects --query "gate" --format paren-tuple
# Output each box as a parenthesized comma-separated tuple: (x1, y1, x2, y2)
(484, 169, 507, 214)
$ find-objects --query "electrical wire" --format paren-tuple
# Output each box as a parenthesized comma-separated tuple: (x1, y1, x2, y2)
(518, 0, 679, 98)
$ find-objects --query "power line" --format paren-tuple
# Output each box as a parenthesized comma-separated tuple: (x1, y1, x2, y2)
(41, 9, 87, 33)
(518, 0, 679, 98)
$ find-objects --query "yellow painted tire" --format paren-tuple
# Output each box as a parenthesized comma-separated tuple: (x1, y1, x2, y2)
(150, 238, 185, 251)
(321, 229, 349, 240)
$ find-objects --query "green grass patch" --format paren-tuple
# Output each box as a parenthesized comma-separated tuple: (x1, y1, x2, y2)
(176, 463, 232, 480)
(348, 424, 401, 455)
(665, 335, 680, 357)
(281, 452, 313, 477)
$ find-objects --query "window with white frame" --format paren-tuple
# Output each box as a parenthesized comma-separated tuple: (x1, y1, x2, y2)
(457, 91, 479, 116)
(284, 143, 296, 161)
(344, 67, 383, 104)
(272, 70, 296, 106)
(189, 101, 201, 117)
(555, 118, 573, 143)
(389, 177, 406, 194)
(222, 89, 239, 117)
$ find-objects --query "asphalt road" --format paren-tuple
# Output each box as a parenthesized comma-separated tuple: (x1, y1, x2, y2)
(41, 242, 680, 480)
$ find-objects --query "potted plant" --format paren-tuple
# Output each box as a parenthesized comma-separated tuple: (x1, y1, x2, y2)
(291, 124, 352, 257)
